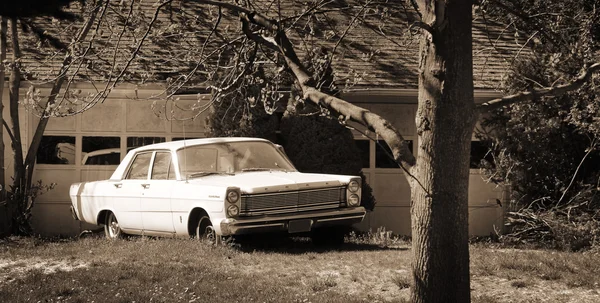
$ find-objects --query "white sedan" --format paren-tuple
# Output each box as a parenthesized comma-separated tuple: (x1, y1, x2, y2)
(70, 137, 366, 244)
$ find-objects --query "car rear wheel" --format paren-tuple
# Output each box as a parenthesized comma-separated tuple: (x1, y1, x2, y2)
(104, 212, 123, 240)
(196, 216, 217, 244)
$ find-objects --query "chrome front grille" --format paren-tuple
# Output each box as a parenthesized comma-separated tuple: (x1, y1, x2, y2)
(241, 187, 346, 215)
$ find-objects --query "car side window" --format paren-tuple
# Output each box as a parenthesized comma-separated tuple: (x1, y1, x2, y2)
(125, 152, 152, 180)
(151, 152, 175, 180)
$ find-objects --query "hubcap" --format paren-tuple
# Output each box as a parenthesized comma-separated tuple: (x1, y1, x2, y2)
(108, 215, 120, 238)
(204, 226, 216, 242)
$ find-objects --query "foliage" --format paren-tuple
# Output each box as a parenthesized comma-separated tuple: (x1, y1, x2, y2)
(279, 48, 376, 211)
(0, 0, 171, 237)
(279, 110, 376, 211)
(3, 180, 56, 236)
(205, 45, 377, 211)
(205, 63, 280, 141)
(346, 226, 407, 248)
(480, 0, 600, 250)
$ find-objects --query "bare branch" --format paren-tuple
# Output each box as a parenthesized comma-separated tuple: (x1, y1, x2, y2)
(196, 0, 416, 169)
(409, 21, 433, 35)
(0, 17, 7, 106)
(478, 62, 600, 112)
(239, 14, 279, 51)
(317, 0, 371, 90)
(556, 138, 596, 208)
(2, 120, 16, 145)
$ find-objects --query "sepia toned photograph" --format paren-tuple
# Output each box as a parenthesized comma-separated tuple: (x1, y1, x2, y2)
(1, 1, 599, 302)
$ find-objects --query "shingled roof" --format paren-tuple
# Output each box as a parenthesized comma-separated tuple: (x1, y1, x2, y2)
(12, 0, 525, 91)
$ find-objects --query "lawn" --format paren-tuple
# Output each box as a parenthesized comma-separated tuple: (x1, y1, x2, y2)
(0, 234, 598, 303)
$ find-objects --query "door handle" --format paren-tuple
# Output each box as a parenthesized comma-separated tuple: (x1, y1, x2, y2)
(141, 184, 150, 189)
(114, 183, 122, 189)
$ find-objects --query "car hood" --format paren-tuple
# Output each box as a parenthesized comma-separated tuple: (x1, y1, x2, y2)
(187, 171, 349, 194)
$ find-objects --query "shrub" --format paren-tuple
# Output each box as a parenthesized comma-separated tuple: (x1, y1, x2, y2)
(279, 105, 376, 211)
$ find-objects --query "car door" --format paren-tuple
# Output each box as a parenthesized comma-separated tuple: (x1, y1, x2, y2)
(112, 151, 153, 231)
(141, 151, 176, 234)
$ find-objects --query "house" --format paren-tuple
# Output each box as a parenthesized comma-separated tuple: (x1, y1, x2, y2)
(1, 1, 519, 237)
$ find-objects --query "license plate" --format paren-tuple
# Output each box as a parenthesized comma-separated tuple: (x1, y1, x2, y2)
(288, 219, 313, 233)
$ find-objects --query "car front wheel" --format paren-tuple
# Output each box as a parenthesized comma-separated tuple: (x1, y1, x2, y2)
(104, 212, 123, 240)
(196, 216, 217, 244)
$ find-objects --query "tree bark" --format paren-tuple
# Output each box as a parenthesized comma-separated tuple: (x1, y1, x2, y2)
(0, 18, 7, 198)
(8, 18, 24, 196)
(411, 1, 475, 303)
(0, 18, 7, 237)
(7, 18, 26, 234)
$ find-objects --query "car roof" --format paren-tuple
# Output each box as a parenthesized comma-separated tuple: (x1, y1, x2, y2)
(84, 148, 121, 157)
(130, 137, 272, 153)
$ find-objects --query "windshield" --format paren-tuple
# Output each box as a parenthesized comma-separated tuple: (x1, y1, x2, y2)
(177, 141, 296, 178)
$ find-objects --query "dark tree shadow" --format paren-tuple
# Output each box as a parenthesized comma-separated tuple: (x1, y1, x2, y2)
(230, 233, 409, 254)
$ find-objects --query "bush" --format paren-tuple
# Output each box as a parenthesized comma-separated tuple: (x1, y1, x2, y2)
(482, 56, 600, 250)
(279, 105, 376, 211)
(205, 89, 279, 141)
(479, 0, 600, 250)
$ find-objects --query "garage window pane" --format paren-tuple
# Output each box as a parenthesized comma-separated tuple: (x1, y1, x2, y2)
(355, 139, 370, 168)
(172, 137, 199, 141)
(127, 137, 166, 148)
(37, 136, 76, 164)
(82, 136, 121, 165)
(375, 140, 412, 169)
(471, 141, 495, 169)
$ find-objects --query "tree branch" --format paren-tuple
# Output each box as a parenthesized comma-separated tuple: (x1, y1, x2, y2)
(194, 0, 416, 168)
(478, 62, 600, 112)
(2, 120, 16, 145)
(239, 15, 279, 51)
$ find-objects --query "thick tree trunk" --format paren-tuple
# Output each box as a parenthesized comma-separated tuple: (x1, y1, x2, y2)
(410, 1, 475, 302)
(0, 18, 6, 197)
(0, 18, 7, 237)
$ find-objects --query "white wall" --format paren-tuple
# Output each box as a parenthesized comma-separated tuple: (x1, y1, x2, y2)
(2, 85, 506, 237)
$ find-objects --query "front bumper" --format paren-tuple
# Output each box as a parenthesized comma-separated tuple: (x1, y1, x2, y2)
(70, 205, 80, 221)
(219, 207, 366, 236)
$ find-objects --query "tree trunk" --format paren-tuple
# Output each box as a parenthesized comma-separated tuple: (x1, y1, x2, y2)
(0, 18, 6, 196)
(7, 18, 26, 234)
(0, 18, 7, 237)
(411, 1, 475, 302)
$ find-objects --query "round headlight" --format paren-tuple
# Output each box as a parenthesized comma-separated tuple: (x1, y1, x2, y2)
(227, 190, 240, 203)
(348, 194, 360, 206)
(348, 180, 360, 193)
(227, 205, 239, 217)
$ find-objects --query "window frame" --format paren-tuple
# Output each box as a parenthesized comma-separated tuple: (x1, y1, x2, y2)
(150, 150, 176, 180)
(124, 151, 154, 180)
(375, 139, 413, 169)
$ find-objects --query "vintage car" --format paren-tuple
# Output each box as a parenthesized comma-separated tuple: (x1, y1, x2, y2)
(69, 137, 366, 244)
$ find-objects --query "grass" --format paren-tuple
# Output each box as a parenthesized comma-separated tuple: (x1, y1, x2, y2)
(0, 235, 598, 303)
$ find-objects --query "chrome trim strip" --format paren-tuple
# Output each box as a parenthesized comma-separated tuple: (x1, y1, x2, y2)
(220, 207, 366, 236)
(228, 207, 365, 225)
(241, 201, 341, 213)
(318, 215, 365, 222)
(242, 186, 345, 197)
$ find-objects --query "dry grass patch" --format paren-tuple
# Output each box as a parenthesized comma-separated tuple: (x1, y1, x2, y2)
(390, 273, 411, 290)
(0, 236, 598, 303)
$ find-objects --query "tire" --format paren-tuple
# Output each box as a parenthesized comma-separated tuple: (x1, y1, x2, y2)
(311, 227, 346, 248)
(195, 216, 218, 244)
(104, 212, 123, 240)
